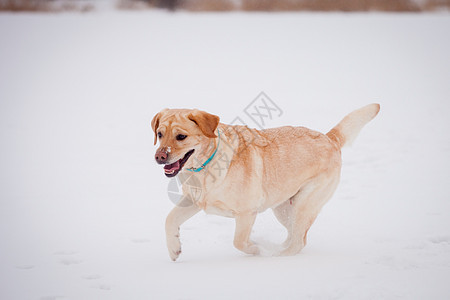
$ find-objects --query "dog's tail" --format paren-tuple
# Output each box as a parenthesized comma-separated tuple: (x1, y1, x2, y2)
(326, 103, 380, 148)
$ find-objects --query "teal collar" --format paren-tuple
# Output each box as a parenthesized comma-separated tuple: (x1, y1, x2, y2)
(186, 130, 220, 173)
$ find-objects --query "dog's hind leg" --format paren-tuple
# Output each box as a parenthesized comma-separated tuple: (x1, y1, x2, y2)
(272, 200, 294, 248)
(279, 175, 340, 256)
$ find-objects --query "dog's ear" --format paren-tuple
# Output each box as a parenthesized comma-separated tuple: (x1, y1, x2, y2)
(151, 109, 168, 145)
(188, 110, 220, 138)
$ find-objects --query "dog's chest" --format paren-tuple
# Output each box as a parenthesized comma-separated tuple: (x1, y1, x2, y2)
(196, 194, 235, 218)
(202, 204, 234, 218)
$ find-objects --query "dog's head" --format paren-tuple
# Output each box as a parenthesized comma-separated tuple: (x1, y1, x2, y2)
(151, 108, 220, 177)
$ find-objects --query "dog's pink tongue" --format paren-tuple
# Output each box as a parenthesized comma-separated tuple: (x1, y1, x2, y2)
(164, 160, 180, 172)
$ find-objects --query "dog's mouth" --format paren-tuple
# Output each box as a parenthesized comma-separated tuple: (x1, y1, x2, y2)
(164, 149, 195, 177)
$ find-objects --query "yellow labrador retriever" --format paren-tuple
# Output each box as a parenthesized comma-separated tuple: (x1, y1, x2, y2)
(152, 104, 380, 261)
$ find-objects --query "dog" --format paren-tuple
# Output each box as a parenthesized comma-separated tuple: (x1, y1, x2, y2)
(152, 104, 380, 261)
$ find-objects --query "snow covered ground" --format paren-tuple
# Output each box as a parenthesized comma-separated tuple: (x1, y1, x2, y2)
(0, 10, 450, 300)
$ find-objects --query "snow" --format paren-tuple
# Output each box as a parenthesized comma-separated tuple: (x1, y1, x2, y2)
(1, 10, 450, 300)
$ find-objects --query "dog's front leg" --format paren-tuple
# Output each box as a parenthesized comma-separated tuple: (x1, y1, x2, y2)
(233, 212, 259, 255)
(165, 205, 200, 261)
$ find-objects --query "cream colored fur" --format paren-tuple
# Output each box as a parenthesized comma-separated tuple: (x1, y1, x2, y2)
(152, 104, 380, 261)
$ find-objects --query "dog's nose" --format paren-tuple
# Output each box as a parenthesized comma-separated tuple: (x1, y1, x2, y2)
(155, 150, 168, 164)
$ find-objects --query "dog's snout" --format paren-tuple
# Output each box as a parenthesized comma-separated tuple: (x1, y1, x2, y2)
(155, 150, 168, 164)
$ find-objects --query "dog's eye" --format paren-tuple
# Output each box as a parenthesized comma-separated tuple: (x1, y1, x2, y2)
(158, 132, 163, 138)
(176, 134, 187, 141)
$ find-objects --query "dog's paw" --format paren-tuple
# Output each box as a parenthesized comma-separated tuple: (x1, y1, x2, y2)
(278, 244, 304, 256)
(234, 240, 261, 255)
(169, 248, 181, 261)
(247, 244, 260, 255)
(167, 236, 182, 261)
(241, 243, 260, 255)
